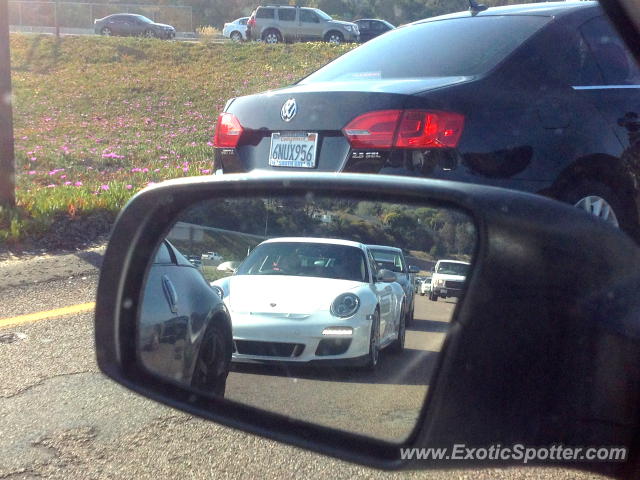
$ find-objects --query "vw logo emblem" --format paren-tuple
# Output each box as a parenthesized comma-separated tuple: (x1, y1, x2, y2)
(281, 98, 297, 122)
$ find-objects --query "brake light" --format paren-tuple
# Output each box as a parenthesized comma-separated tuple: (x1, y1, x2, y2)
(213, 113, 244, 148)
(342, 110, 464, 149)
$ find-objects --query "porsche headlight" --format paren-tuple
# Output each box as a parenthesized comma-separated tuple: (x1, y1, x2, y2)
(211, 285, 224, 299)
(330, 293, 360, 318)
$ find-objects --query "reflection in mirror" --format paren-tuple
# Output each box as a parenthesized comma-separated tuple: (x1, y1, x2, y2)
(138, 193, 476, 443)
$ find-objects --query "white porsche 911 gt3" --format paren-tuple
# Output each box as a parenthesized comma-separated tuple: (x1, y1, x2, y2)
(212, 237, 407, 370)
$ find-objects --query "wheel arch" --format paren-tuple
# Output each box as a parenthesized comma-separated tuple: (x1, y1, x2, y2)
(262, 28, 282, 40)
(324, 29, 344, 40)
(545, 153, 639, 225)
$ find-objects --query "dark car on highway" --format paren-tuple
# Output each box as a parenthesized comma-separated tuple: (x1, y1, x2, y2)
(138, 240, 233, 396)
(354, 18, 395, 42)
(212, 1, 640, 241)
(94, 14, 176, 39)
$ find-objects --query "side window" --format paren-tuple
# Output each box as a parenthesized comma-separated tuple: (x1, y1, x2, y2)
(371, 21, 384, 32)
(357, 20, 369, 30)
(278, 8, 296, 22)
(154, 242, 174, 265)
(256, 8, 275, 20)
(300, 10, 319, 24)
(581, 16, 640, 85)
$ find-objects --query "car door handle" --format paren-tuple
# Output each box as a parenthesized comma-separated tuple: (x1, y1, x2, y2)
(162, 275, 178, 314)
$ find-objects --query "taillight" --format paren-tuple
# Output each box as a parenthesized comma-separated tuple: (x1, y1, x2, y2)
(342, 110, 464, 150)
(341, 110, 402, 149)
(213, 113, 244, 148)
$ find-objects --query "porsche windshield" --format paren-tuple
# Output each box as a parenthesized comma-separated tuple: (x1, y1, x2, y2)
(236, 242, 368, 282)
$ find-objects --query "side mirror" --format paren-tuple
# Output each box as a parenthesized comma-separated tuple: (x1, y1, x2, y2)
(95, 173, 640, 477)
(408, 265, 419, 274)
(377, 268, 397, 283)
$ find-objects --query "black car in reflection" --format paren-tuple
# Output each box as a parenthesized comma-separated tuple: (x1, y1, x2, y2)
(354, 19, 395, 42)
(139, 240, 232, 396)
(213, 2, 640, 241)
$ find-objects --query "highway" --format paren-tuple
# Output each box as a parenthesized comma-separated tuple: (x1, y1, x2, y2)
(0, 249, 612, 479)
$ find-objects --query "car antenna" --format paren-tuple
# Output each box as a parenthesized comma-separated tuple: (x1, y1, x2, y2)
(468, 0, 488, 15)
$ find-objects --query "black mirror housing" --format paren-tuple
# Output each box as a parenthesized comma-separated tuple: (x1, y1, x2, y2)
(94, 173, 640, 477)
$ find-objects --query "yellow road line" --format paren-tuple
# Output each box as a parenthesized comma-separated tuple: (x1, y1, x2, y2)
(0, 302, 95, 329)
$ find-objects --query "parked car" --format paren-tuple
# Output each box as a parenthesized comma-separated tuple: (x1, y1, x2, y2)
(367, 245, 418, 325)
(354, 18, 395, 42)
(212, 2, 640, 242)
(138, 240, 233, 396)
(222, 17, 249, 42)
(201, 251, 223, 262)
(430, 259, 470, 301)
(94, 14, 176, 39)
(212, 237, 406, 370)
(413, 275, 424, 292)
(247, 5, 359, 44)
(420, 277, 432, 296)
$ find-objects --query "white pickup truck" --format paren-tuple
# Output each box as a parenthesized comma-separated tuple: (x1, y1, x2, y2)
(430, 259, 470, 301)
(201, 251, 224, 262)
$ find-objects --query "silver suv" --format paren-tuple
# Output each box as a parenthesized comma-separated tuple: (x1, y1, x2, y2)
(248, 5, 359, 44)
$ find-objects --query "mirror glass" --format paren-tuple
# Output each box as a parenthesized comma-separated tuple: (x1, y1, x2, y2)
(137, 193, 476, 443)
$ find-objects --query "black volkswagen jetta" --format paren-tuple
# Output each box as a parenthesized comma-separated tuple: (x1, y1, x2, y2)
(212, 1, 640, 240)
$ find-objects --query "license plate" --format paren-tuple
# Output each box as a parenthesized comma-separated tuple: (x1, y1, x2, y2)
(268, 132, 318, 168)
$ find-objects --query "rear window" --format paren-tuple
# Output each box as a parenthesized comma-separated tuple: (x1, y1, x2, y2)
(300, 15, 550, 82)
(256, 8, 275, 19)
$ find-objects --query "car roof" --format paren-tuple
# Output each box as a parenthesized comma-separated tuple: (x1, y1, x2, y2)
(436, 259, 470, 265)
(366, 244, 403, 253)
(418, 1, 598, 23)
(261, 237, 365, 248)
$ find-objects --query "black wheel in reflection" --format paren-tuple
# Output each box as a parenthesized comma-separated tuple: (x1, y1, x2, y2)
(364, 310, 380, 371)
(192, 322, 230, 396)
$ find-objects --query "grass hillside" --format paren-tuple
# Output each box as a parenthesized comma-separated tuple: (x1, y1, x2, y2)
(2, 35, 354, 249)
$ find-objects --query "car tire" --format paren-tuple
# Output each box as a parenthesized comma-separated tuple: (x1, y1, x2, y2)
(363, 310, 380, 370)
(390, 306, 406, 354)
(558, 179, 635, 235)
(230, 31, 243, 42)
(191, 321, 230, 397)
(100, 27, 112, 36)
(262, 29, 282, 44)
(144, 29, 156, 38)
(325, 31, 344, 44)
(429, 292, 438, 302)
(407, 304, 414, 326)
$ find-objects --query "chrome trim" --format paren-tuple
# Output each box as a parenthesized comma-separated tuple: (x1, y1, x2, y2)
(572, 85, 640, 90)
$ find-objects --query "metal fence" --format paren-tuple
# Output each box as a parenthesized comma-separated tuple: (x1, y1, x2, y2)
(8, 1, 193, 33)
